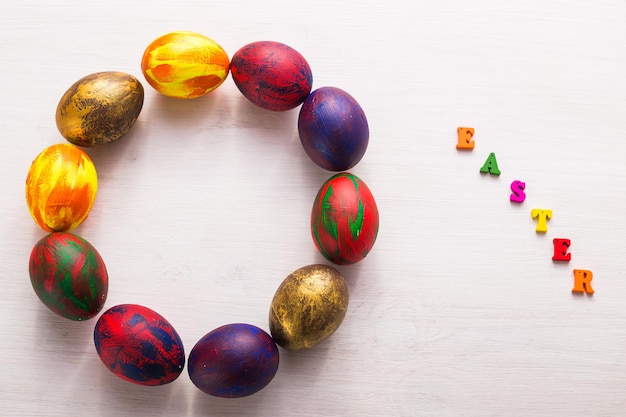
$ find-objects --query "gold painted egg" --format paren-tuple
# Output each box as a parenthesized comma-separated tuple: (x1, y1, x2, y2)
(25, 143, 98, 232)
(56, 71, 144, 147)
(269, 264, 349, 350)
(141, 31, 230, 99)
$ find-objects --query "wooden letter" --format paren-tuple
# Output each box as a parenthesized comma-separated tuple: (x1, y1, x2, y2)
(479, 152, 501, 175)
(510, 180, 526, 203)
(456, 127, 475, 150)
(572, 269, 594, 294)
(531, 208, 552, 233)
(552, 238, 571, 262)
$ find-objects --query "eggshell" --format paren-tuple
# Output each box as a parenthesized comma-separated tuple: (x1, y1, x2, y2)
(269, 264, 349, 350)
(298, 86, 369, 171)
(311, 173, 379, 265)
(94, 304, 185, 386)
(25, 143, 97, 232)
(230, 41, 313, 111)
(141, 31, 229, 99)
(29, 232, 108, 320)
(188, 323, 279, 398)
(56, 71, 144, 146)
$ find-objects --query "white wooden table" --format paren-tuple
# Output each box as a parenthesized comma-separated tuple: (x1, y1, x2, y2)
(2, 1, 626, 416)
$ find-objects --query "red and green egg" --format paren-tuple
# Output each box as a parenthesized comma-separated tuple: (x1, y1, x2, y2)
(311, 173, 379, 265)
(29, 232, 108, 321)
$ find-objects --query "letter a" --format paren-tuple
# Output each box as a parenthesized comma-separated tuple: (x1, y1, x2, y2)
(479, 152, 501, 175)
(572, 269, 594, 294)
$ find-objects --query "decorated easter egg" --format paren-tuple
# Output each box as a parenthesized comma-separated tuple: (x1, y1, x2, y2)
(29, 232, 108, 320)
(56, 72, 144, 147)
(230, 41, 313, 111)
(298, 87, 369, 171)
(311, 173, 379, 265)
(188, 323, 279, 398)
(269, 264, 349, 350)
(25, 143, 97, 232)
(94, 304, 185, 386)
(141, 31, 229, 99)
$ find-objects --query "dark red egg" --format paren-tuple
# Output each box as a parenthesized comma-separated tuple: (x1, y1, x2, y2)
(298, 87, 369, 171)
(230, 41, 313, 111)
(29, 232, 108, 320)
(188, 323, 279, 398)
(311, 173, 379, 265)
(93, 304, 185, 386)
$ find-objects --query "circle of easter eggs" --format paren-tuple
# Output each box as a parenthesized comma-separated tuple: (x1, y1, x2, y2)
(298, 87, 369, 171)
(188, 323, 279, 398)
(94, 304, 185, 386)
(269, 264, 349, 350)
(311, 173, 379, 265)
(141, 31, 230, 99)
(230, 41, 313, 111)
(25, 143, 98, 232)
(29, 232, 108, 320)
(56, 71, 144, 147)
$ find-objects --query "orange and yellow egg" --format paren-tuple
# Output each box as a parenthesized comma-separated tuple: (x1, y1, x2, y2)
(25, 143, 98, 232)
(141, 31, 230, 99)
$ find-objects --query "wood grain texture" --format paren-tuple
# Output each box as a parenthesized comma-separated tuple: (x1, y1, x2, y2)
(2, 0, 626, 416)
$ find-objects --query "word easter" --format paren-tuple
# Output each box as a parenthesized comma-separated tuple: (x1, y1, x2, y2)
(456, 127, 594, 295)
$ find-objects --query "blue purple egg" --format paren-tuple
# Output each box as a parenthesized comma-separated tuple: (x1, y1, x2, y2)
(93, 304, 185, 386)
(298, 86, 369, 171)
(188, 323, 279, 398)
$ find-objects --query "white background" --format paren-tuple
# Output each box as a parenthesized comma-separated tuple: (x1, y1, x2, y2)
(1, 1, 626, 416)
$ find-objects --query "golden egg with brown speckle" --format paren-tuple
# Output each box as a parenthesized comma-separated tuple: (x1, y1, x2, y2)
(269, 264, 349, 350)
(56, 71, 144, 147)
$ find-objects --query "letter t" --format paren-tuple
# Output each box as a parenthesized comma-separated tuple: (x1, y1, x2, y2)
(531, 209, 552, 233)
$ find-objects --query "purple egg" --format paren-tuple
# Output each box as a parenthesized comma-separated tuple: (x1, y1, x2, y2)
(188, 323, 279, 398)
(93, 304, 185, 386)
(298, 86, 369, 171)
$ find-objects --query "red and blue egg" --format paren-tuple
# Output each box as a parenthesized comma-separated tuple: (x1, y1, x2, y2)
(93, 304, 185, 386)
(230, 40, 313, 112)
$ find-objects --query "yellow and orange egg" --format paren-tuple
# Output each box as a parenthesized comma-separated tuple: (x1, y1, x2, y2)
(25, 143, 97, 232)
(141, 31, 230, 99)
